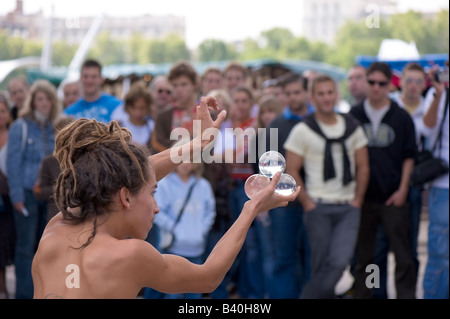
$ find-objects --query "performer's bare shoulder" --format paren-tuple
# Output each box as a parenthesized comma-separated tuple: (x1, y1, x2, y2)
(32, 213, 156, 299)
(31, 101, 300, 299)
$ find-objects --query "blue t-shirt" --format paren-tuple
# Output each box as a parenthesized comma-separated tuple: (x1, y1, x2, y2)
(64, 93, 122, 123)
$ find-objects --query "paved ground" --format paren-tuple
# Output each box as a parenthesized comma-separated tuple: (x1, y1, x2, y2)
(5, 215, 429, 299)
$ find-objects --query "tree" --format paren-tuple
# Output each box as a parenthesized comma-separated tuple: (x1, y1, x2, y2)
(387, 10, 433, 55)
(325, 9, 449, 68)
(325, 19, 392, 69)
(197, 39, 237, 62)
(163, 34, 191, 62)
(1, 8, 447, 76)
(127, 33, 150, 64)
(87, 31, 127, 65)
(260, 28, 295, 52)
(148, 34, 190, 63)
(425, 9, 449, 53)
(0, 30, 41, 61)
(52, 41, 78, 66)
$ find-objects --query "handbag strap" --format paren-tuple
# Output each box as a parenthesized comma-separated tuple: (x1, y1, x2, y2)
(431, 87, 449, 155)
(170, 181, 197, 232)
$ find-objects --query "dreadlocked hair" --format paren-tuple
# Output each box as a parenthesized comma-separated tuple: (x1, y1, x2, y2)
(54, 118, 151, 249)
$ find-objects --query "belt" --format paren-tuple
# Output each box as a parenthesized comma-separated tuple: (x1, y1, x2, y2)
(311, 198, 351, 205)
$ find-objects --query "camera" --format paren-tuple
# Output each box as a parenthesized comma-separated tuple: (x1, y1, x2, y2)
(433, 67, 449, 83)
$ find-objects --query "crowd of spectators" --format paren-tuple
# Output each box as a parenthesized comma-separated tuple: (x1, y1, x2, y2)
(0, 56, 448, 300)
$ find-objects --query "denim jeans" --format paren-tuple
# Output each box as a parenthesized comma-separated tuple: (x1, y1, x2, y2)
(146, 223, 160, 250)
(301, 204, 360, 299)
(203, 215, 232, 299)
(143, 225, 164, 299)
(269, 204, 309, 298)
(14, 190, 47, 299)
(227, 181, 250, 297)
(244, 216, 275, 298)
(423, 187, 449, 299)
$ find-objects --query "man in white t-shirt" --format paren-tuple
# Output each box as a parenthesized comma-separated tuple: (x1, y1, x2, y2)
(389, 63, 429, 291)
(284, 74, 369, 299)
(421, 63, 449, 299)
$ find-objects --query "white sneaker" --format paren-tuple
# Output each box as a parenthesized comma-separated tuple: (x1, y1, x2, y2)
(335, 265, 355, 296)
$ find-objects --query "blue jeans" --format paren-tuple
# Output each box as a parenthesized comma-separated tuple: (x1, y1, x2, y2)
(227, 181, 250, 298)
(203, 215, 232, 299)
(14, 190, 47, 299)
(146, 223, 160, 250)
(244, 215, 275, 298)
(142, 225, 162, 299)
(423, 187, 449, 299)
(269, 204, 309, 298)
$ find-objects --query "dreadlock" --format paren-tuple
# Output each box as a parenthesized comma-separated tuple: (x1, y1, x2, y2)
(53, 118, 150, 249)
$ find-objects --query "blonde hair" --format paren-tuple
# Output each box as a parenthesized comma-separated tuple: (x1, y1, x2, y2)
(19, 79, 61, 122)
(256, 96, 283, 129)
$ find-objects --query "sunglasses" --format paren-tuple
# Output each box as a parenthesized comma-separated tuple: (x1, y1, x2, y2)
(158, 89, 172, 95)
(367, 79, 389, 87)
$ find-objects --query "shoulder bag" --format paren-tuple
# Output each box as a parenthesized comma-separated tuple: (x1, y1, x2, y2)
(160, 181, 197, 250)
(410, 88, 449, 186)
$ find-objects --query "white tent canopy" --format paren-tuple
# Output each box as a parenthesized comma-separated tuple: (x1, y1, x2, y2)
(377, 39, 421, 61)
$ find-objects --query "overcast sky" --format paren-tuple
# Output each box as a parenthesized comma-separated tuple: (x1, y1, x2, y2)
(1, 0, 448, 48)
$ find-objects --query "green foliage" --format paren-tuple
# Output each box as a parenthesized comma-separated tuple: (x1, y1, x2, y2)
(52, 41, 78, 66)
(86, 31, 127, 65)
(1, 9, 448, 70)
(154, 33, 191, 63)
(261, 27, 295, 52)
(0, 30, 41, 60)
(432, 9, 450, 53)
(326, 19, 391, 69)
(197, 39, 237, 62)
(127, 33, 149, 64)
